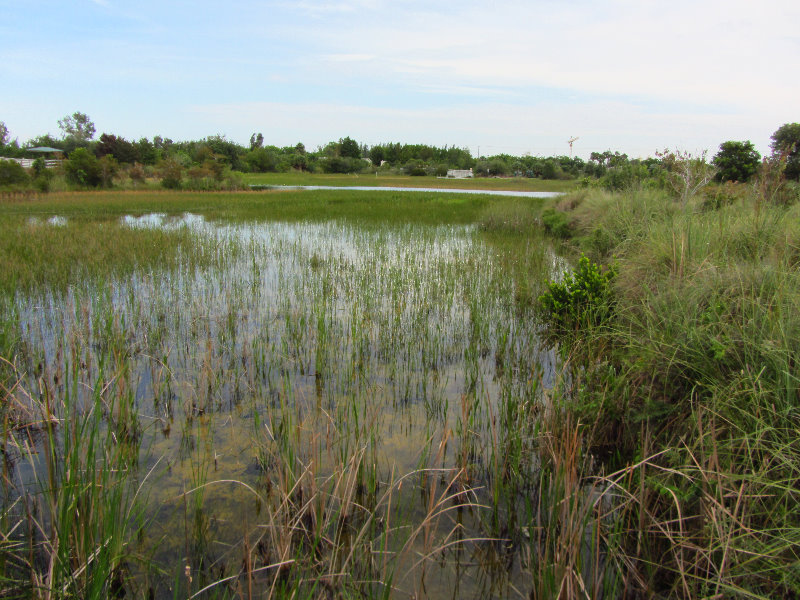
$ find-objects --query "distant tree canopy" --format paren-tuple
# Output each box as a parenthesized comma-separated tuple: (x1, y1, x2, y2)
(250, 132, 264, 150)
(8, 114, 800, 193)
(771, 123, 800, 181)
(96, 134, 139, 164)
(712, 141, 761, 183)
(58, 112, 96, 144)
(339, 136, 361, 159)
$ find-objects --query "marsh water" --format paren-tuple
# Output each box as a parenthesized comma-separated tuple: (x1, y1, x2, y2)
(251, 184, 563, 198)
(3, 213, 567, 598)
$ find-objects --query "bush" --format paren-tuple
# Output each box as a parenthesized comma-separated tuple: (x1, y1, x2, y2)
(403, 160, 427, 176)
(64, 148, 101, 187)
(128, 163, 146, 187)
(540, 208, 572, 238)
(538, 254, 616, 334)
(159, 158, 183, 189)
(0, 159, 30, 186)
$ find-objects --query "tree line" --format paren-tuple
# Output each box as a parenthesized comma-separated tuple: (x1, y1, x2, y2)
(0, 112, 798, 190)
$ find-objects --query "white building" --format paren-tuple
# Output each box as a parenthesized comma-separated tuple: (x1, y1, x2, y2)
(446, 168, 473, 178)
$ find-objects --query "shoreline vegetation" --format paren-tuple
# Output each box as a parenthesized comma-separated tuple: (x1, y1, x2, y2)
(1, 124, 799, 598)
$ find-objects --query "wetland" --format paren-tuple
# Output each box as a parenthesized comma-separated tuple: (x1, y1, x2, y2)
(0, 190, 569, 599)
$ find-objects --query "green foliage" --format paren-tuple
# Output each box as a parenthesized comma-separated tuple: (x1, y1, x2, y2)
(339, 136, 361, 159)
(64, 147, 102, 187)
(245, 147, 278, 173)
(31, 156, 46, 178)
(404, 159, 427, 176)
(0, 159, 30, 186)
(538, 254, 616, 333)
(771, 122, 800, 180)
(487, 158, 510, 176)
(96, 133, 138, 163)
(159, 157, 184, 189)
(58, 111, 96, 143)
(0, 121, 9, 146)
(321, 155, 365, 174)
(249, 132, 264, 149)
(540, 207, 572, 238)
(601, 162, 653, 190)
(540, 159, 560, 180)
(712, 140, 761, 182)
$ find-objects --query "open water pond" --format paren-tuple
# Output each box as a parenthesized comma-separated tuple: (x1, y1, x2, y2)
(3, 213, 566, 598)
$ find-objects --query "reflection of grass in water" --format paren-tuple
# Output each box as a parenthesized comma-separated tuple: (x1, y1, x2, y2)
(0, 192, 570, 598)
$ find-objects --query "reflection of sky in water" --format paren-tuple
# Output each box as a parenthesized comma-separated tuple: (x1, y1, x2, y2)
(26, 215, 68, 226)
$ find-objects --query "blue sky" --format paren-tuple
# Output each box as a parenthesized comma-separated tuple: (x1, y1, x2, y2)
(1, 0, 797, 158)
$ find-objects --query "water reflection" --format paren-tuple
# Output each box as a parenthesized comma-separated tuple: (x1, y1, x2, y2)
(7, 216, 564, 598)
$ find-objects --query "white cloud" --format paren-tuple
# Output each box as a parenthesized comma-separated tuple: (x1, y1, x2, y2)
(323, 53, 376, 62)
(296, 0, 799, 115)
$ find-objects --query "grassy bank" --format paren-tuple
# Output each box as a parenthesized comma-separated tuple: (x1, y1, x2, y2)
(534, 182, 800, 597)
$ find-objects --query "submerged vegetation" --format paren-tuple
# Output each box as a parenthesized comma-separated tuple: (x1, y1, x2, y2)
(0, 142, 799, 599)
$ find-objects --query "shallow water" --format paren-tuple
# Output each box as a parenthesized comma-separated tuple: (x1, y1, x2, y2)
(251, 184, 563, 198)
(4, 214, 564, 598)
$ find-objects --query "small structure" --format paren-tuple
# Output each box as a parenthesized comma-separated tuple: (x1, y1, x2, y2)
(446, 168, 473, 179)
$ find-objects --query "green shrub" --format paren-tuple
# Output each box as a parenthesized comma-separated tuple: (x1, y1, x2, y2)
(538, 254, 616, 333)
(64, 148, 101, 187)
(159, 157, 183, 189)
(0, 159, 30, 186)
(540, 208, 572, 238)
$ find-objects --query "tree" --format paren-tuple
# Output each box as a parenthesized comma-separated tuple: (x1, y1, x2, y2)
(770, 123, 800, 181)
(58, 112, 96, 143)
(249, 133, 264, 150)
(0, 121, 9, 147)
(96, 133, 138, 164)
(657, 149, 715, 205)
(712, 141, 760, 182)
(339, 136, 361, 159)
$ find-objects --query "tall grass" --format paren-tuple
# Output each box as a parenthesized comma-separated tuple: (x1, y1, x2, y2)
(539, 181, 800, 596)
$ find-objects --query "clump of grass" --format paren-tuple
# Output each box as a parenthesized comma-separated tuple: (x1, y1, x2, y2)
(477, 198, 543, 233)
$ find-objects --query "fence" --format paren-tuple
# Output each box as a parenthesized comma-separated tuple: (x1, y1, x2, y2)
(0, 157, 63, 169)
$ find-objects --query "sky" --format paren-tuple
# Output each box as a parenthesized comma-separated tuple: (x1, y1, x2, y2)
(1, 0, 798, 159)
